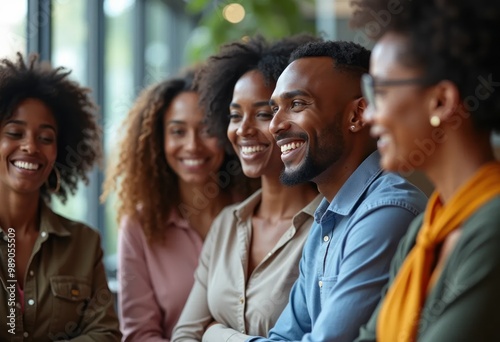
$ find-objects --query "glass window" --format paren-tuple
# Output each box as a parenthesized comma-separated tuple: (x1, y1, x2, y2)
(51, 0, 92, 225)
(0, 0, 27, 58)
(103, 0, 135, 255)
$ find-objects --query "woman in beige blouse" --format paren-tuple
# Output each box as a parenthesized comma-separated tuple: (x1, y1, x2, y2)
(171, 34, 322, 342)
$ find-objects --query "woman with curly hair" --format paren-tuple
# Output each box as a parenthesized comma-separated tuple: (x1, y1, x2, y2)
(0, 53, 120, 341)
(350, 1, 500, 341)
(102, 68, 251, 341)
(172, 34, 322, 342)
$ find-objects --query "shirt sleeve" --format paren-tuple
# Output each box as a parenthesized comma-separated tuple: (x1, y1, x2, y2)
(171, 217, 218, 341)
(118, 218, 169, 342)
(68, 232, 121, 342)
(203, 324, 250, 342)
(248, 205, 416, 342)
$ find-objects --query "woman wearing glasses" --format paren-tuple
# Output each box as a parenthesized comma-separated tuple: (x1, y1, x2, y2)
(351, 1, 500, 341)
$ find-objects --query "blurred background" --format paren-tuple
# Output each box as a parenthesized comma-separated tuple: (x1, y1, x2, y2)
(0, 0, 363, 289)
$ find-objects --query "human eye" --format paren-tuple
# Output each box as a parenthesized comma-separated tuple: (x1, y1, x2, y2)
(3, 130, 22, 139)
(39, 135, 55, 144)
(199, 125, 214, 138)
(256, 111, 273, 120)
(291, 100, 306, 110)
(228, 113, 242, 122)
(169, 127, 185, 136)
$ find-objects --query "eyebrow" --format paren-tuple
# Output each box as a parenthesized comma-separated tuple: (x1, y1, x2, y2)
(166, 120, 186, 125)
(269, 89, 309, 106)
(6, 119, 57, 132)
(229, 101, 271, 108)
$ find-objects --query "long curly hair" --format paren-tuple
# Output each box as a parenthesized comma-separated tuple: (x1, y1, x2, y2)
(350, 0, 500, 131)
(196, 33, 322, 146)
(0, 53, 101, 204)
(102, 69, 252, 241)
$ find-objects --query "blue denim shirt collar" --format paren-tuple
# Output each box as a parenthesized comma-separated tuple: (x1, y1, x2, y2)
(314, 151, 382, 223)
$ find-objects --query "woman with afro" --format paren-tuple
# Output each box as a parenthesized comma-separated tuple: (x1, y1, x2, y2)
(0, 53, 120, 341)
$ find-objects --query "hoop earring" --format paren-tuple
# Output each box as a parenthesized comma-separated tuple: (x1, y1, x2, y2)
(45, 166, 61, 194)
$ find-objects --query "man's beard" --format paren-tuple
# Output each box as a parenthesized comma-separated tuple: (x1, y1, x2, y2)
(280, 123, 344, 186)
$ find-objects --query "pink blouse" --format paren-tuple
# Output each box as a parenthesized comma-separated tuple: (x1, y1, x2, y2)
(118, 210, 203, 341)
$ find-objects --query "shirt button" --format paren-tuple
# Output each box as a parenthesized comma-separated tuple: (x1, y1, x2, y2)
(41, 231, 47, 238)
(267, 252, 272, 257)
(24, 332, 29, 338)
(29, 270, 34, 276)
(239, 297, 244, 304)
(28, 299, 35, 305)
(318, 280, 323, 288)
(323, 235, 329, 242)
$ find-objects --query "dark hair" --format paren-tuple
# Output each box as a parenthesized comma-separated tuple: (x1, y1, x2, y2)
(290, 40, 371, 78)
(196, 33, 321, 146)
(350, 0, 500, 131)
(102, 68, 252, 241)
(0, 53, 101, 204)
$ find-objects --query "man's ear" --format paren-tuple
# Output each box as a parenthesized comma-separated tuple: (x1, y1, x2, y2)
(428, 80, 461, 124)
(348, 97, 367, 132)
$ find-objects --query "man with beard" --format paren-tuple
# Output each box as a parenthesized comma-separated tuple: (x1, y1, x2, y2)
(247, 41, 428, 342)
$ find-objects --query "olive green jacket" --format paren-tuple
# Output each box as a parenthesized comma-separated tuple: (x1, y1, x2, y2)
(0, 202, 121, 342)
(356, 196, 500, 342)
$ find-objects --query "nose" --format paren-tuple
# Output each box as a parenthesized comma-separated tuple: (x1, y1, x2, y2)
(184, 131, 201, 151)
(269, 108, 289, 137)
(236, 116, 256, 137)
(21, 135, 39, 154)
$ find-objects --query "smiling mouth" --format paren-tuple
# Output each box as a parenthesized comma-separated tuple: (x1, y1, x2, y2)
(241, 145, 266, 155)
(181, 158, 206, 166)
(12, 161, 41, 171)
(280, 141, 305, 154)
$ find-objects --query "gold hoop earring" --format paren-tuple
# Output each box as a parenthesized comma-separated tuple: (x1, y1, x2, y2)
(45, 166, 61, 194)
(430, 116, 441, 127)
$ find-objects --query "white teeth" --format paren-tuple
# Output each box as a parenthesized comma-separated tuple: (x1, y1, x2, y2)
(14, 161, 40, 170)
(280, 141, 304, 153)
(183, 159, 204, 166)
(241, 145, 265, 155)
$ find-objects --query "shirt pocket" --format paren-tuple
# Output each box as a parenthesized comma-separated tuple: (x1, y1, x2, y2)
(49, 276, 91, 339)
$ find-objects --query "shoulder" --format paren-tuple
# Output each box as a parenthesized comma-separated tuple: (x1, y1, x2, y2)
(361, 171, 428, 216)
(456, 196, 500, 253)
(50, 210, 102, 244)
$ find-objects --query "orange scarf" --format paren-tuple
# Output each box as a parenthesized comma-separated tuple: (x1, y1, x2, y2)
(377, 162, 500, 342)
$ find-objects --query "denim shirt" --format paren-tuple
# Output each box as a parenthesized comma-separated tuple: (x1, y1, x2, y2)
(247, 151, 428, 342)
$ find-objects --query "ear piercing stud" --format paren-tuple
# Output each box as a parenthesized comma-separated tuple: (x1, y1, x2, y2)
(430, 116, 441, 127)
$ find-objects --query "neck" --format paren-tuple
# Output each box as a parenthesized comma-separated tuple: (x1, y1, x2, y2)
(0, 191, 40, 235)
(257, 174, 318, 221)
(315, 148, 375, 202)
(424, 130, 494, 203)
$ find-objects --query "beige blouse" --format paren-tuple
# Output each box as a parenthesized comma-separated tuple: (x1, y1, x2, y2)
(172, 190, 323, 342)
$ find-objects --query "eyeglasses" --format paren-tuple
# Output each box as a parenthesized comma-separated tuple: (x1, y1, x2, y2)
(361, 73, 429, 109)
